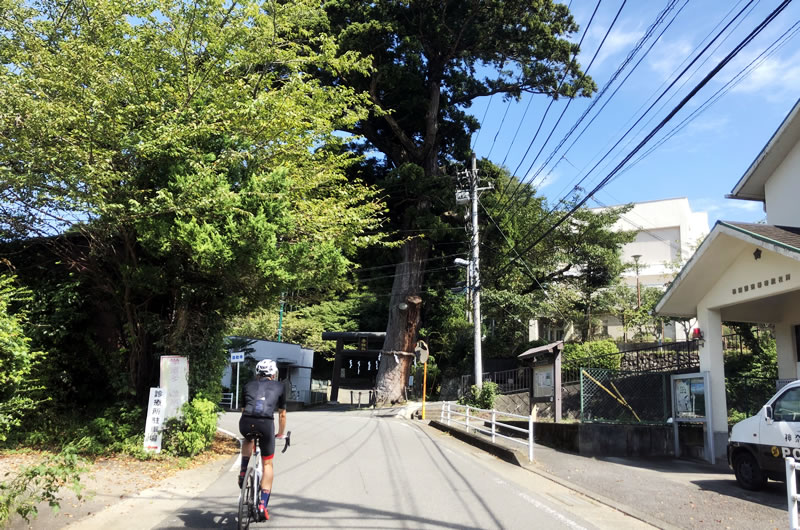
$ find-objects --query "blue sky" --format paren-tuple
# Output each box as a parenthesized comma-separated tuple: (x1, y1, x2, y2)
(468, 0, 800, 227)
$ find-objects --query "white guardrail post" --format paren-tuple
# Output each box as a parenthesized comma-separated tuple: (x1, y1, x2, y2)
(491, 409, 496, 443)
(788, 457, 800, 530)
(528, 413, 534, 462)
(447, 402, 451, 426)
(466, 405, 471, 432)
(440, 402, 444, 423)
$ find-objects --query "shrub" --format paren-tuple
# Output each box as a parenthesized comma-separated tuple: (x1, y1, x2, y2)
(563, 339, 621, 371)
(458, 382, 499, 410)
(162, 398, 219, 457)
(0, 444, 86, 525)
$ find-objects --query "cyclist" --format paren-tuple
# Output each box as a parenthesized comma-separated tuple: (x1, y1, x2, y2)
(238, 358, 287, 521)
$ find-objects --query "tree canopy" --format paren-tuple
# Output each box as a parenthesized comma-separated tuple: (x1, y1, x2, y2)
(316, 0, 596, 401)
(1, 0, 384, 403)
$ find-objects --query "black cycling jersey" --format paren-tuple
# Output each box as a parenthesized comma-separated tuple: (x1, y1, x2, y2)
(242, 378, 286, 419)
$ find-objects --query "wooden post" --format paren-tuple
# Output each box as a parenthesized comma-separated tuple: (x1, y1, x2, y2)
(331, 339, 343, 402)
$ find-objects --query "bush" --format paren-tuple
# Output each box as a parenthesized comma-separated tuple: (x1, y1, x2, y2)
(458, 382, 499, 410)
(563, 339, 621, 370)
(0, 444, 86, 525)
(162, 398, 219, 457)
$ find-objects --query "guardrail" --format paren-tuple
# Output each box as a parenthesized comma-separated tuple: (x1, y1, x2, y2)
(220, 392, 233, 409)
(440, 401, 534, 462)
(787, 457, 800, 529)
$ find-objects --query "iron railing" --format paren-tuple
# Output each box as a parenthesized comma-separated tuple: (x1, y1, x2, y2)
(441, 401, 534, 461)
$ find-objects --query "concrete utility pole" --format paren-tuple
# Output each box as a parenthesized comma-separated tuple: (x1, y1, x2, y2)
(455, 155, 491, 389)
(470, 154, 483, 389)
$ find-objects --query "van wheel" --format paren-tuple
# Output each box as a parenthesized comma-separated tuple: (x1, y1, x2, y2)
(733, 452, 767, 491)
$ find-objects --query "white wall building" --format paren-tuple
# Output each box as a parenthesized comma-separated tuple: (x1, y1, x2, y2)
(656, 98, 800, 461)
(593, 198, 709, 341)
(223, 337, 314, 404)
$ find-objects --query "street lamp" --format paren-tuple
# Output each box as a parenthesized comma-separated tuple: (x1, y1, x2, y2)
(632, 254, 642, 310)
(454, 258, 471, 322)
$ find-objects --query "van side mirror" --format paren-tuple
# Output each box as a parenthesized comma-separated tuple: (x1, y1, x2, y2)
(765, 405, 774, 423)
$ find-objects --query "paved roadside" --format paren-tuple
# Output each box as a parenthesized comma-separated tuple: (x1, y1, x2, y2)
(425, 405, 789, 530)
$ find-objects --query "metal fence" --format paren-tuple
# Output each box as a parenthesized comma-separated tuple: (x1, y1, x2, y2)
(441, 401, 534, 461)
(580, 368, 671, 424)
(220, 392, 234, 409)
(562, 340, 699, 384)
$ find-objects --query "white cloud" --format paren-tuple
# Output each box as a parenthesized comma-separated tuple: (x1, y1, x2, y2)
(586, 26, 644, 69)
(691, 197, 765, 224)
(648, 38, 693, 77)
(726, 49, 800, 102)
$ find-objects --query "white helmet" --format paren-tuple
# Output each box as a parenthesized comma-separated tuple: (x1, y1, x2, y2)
(256, 359, 278, 377)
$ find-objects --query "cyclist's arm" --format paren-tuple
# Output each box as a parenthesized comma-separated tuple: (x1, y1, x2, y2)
(276, 408, 287, 438)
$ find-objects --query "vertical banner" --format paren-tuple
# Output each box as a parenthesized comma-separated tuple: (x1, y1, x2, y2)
(143, 387, 165, 453)
(160, 355, 189, 420)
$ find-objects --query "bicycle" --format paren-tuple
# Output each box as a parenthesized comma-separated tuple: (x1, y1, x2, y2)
(238, 431, 291, 529)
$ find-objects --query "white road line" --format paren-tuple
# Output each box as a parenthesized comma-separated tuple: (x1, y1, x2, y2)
(217, 428, 243, 473)
(493, 478, 587, 530)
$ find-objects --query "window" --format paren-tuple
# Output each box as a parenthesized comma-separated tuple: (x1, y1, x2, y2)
(773, 387, 800, 422)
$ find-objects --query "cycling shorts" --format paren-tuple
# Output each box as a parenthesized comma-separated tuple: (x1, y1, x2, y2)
(239, 416, 275, 458)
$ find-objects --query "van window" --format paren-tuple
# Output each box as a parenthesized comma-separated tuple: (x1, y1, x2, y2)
(773, 387, 800, 422)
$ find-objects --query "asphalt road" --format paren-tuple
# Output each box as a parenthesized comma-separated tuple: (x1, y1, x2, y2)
(149, 409, 652, 529)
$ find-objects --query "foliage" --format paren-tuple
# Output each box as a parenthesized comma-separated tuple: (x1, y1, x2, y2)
(411, 354, 441, 399)
(0, 275, 42, 443)
(1, 0, 385, 404)
(229, 294, 365, 359)
(319, 0, 596, 400)
(725, 326, 777, 420)
(0, 445, 86, 525)
(459, 382, 499, 410)
(162, 398, 219, 457)
(562, 340, 621, 371)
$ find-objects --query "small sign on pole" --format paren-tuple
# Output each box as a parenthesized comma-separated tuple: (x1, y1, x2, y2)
(143, 387, 165, 453)
(230, 351, 244, 410)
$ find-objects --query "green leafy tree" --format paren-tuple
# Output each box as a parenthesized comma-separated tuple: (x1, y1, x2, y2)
(320, 0, 596, 403)
(1, 0, 384, 404)
(0, 275, 41, 442)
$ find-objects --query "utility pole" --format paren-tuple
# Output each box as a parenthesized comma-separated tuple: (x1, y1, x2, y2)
(470, 154, 483, 389)
(455, 155, 491, 388)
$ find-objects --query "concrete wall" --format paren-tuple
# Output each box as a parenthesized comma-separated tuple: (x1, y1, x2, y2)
(511, 422, 706, 458)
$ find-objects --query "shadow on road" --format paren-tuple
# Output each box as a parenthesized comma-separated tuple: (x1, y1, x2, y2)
(164, 494, 484, 529)
(691, 478, 787, 509)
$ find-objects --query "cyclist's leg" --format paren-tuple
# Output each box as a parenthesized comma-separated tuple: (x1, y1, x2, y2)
(256, 419, 276, 516)
(238, 417, 257, 486)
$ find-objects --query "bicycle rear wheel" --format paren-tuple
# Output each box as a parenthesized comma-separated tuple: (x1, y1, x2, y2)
(238, 466, 256, 530)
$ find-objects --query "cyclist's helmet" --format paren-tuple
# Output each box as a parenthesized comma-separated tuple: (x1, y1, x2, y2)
(255, 359, 278, 377)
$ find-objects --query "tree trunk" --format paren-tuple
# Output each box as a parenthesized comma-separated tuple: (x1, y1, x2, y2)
(375, 237, 428, 404)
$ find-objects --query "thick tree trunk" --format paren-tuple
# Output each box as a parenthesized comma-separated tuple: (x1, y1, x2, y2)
(375, 237, 428, 404)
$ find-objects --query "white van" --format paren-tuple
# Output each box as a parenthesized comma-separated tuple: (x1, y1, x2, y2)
(728, 379, 800, 490)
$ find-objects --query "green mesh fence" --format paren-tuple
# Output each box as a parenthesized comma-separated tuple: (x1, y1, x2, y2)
(580, 368, 670, 424)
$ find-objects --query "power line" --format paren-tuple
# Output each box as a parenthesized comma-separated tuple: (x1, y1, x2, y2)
(478, 198, 569, 322)
(499, 0, 629, 214)
(543, 0, 755, 210)
(496, 0, 604, 179)
(506, 0, 758, 258)
(536, 0, 752, 219)
(495, 0, 793, 279)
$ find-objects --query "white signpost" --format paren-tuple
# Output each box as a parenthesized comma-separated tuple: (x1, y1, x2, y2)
(231, 351, 245, 410)
(159, 356, 189, 421)
(143, 387, 165, 453)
